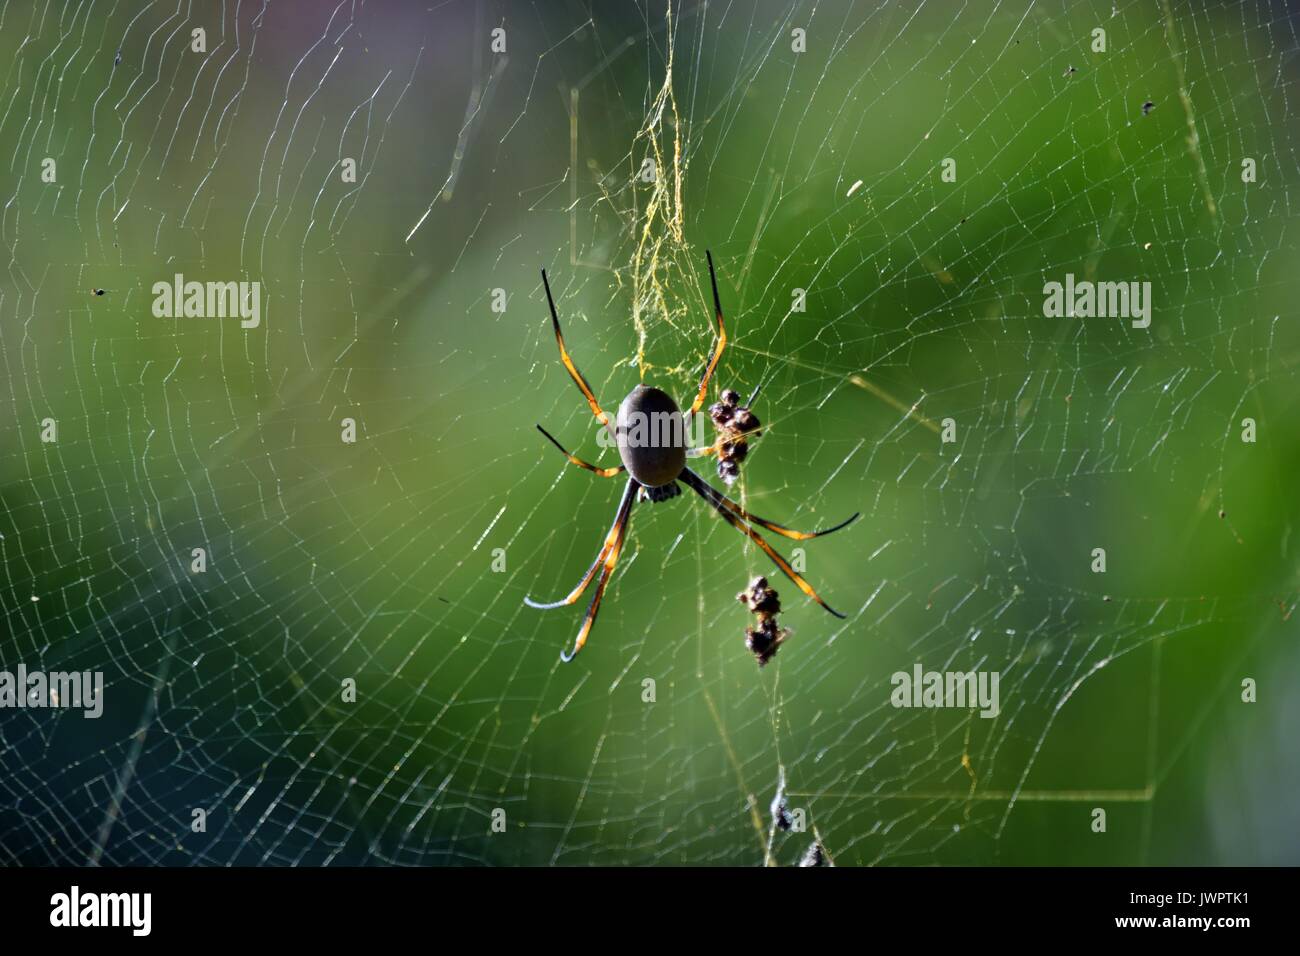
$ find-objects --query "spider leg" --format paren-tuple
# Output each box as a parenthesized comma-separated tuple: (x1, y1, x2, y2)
(536, 424, 625, 477)
(561, 479, 638, 661)
(687, 429, 765, 459)
(686, 439, 721, 459)
(686, 470, 859, 540)
(524, 479, 637, 611)
(688, 251, 728, 415)
(541, 269, 611, 430)
(680, 468, 847, 619)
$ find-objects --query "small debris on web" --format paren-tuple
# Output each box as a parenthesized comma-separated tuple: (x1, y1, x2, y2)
(1063, 65, 1076, 77)
(1141, 99, 1155, 116)
(769, 771, 793, 831)
(710, 387, 762, 486)
(738, 575, 788, 665)
(799, 841, 829, 867)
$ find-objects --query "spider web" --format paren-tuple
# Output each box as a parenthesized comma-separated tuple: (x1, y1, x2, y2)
(2, 0, 1299, 867)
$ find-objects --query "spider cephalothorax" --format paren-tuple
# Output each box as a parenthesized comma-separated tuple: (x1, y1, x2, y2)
(639, 482, 681, 503)
(526, 252, 859, 661)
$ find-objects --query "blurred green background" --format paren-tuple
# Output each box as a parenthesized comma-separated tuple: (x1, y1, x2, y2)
(1, 0, 1298, 865)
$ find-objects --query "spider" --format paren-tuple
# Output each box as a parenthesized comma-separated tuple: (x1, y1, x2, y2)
(525, 251, 859, 661)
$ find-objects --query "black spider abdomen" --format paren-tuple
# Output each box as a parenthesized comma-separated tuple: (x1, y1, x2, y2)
(615, 385, 687, 487)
